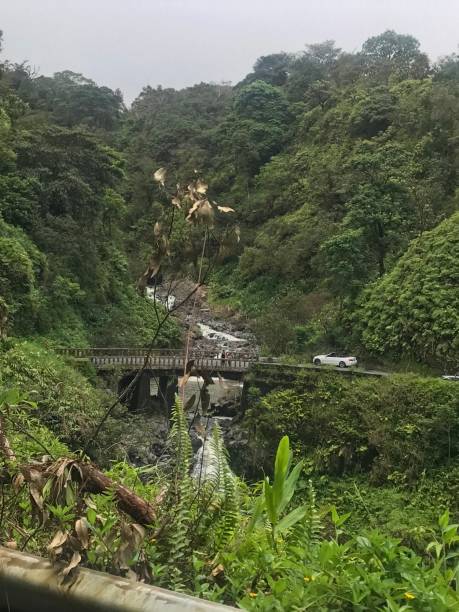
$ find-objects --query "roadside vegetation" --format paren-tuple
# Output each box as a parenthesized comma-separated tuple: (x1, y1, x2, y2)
(2, 395, 459, 609)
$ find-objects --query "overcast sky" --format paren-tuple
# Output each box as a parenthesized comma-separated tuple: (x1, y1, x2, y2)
(2, 0, 459, 103)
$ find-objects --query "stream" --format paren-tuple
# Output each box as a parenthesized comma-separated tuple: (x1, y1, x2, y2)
(145, 279, 258, 479)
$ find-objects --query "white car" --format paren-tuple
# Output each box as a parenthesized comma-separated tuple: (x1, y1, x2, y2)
(313, 353, 357, 368)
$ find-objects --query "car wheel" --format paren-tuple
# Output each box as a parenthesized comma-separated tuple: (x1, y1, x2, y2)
(339, 361, 346, 368)
(314, 358, 321, 366)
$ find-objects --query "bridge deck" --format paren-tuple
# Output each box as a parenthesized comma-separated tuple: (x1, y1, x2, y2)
(57, 348, 253, 373)
(56, 348, 387, 377)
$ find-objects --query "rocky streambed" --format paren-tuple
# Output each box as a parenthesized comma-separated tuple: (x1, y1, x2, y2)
(120, 279, 259, 478)
(151, 279, 258, 356)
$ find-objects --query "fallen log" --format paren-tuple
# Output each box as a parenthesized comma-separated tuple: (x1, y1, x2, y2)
(19, 458, 157, 526)
(78, 462, 156, 525)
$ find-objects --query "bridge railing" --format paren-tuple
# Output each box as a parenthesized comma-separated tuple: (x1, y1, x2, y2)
(57, 347, 183, 358)
(56, 348, 257, 372)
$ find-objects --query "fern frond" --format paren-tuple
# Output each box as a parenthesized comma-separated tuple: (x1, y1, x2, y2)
(169, 396, 192, 479)
(167, 397, 193, 589)
(209, 424, 240, 547)
(287, 479, 322, 554)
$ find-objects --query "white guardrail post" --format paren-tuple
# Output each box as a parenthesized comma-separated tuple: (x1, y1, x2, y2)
(0, 546, 236, 612)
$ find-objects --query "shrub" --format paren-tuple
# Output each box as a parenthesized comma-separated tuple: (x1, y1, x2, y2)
(0, 341, 112, 452)
(359, 212, 459, 369)
(243, 369, 459, 483)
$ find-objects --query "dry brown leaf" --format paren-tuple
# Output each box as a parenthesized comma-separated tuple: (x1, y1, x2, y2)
(187, 183, 197, 199)
(200, 372, 214, 386)
(132, 523, 146, 538)
(12, 473, 25, 492)
(47, 530, 68, 551)
(158, 235, 170, 256)
(75, 518, 89, 549)
(235, 226, 241, 242)
(4, 540, 17, 549)
(211, 563, 224, 577)
(29, 482, 44, 510)
(195, 200, 215, 226)
(171, 196, 181, 209)
(179, 370, 192, 389)
(217, 205, 235, 213)
(194, 422, 205, 437)
(196, 179, 208, 194)
(153, 167, 166, 186)
(153, 222, 162, 238)
(62, 551, 81, 577)
(186, 199, 204, 220)
(216, 372, 228, 389)
(148, 254, 162, 277)
(185, 393, 196, 411)
(131, 523, 146, 545)
(200, 387, 210, 412)
(85, 496, 97, 510)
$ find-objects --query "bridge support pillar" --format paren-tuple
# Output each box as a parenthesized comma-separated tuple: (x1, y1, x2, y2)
(118, 370, 152, 412)
(157, 374, 178, 417)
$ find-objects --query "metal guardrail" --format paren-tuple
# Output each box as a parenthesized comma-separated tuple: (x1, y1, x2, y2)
(0, 546, 236, 612)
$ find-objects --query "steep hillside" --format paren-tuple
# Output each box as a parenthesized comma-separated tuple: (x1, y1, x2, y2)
(359, 212, 459, 368)
(124, 31, 459, 367)
(0, 42, 179, 347)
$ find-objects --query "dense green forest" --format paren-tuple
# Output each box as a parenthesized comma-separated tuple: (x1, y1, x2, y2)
(1, 28, 458, 368)
(0, 31, 179, 348)
(1, 27, 459, 610)
(123, 30, 459, 370)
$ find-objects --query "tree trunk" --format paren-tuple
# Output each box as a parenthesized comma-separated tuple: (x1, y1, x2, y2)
(78, 462, 156, 525)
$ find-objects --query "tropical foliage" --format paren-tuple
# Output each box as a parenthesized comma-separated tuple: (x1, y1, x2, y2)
(1, 396, 459, 610)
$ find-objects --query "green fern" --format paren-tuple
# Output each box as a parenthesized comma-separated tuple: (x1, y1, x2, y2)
(288, 479, 322, 553)
(209, 424, 239, 547)
(167, 397, 193, 590)
(169, 396, 192, 480)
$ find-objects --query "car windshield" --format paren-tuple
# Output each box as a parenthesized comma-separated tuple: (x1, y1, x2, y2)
(327, 352, 336, 357)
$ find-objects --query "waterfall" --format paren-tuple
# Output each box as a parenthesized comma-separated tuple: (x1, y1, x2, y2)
(191, 417, 232, 483)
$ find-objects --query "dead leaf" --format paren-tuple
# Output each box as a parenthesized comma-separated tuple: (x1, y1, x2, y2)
(85, 496, 97, 510)
(75, 518, 89, 549)
(48, 530, 68, 551)
(179, 370, 192, 389)
(211, 563, 224, 577)
(185, 394, 196, 411)
(13, 473, 25, 492)
(200, 387, 210, 412)
(5, 540, 17, 549)
(200, 372, 214, 386)
(195, 200, 215, 226)
(196, 179, 208, 194)
(194, 422, 205, 437)
(62, 551, 81, 577)
(217, 206, 235, 213)
(186, 199, 204, 220)
(153, 167, 166, 186)
(29, 482, 44, 510)
(171, 196, 181, 209)
(153, 222, 161, 238)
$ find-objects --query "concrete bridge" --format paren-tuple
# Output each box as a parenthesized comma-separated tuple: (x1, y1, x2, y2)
(57, 347, 387, 412)
(57, 347, 256, 412)
(57, 347, 253, 376)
